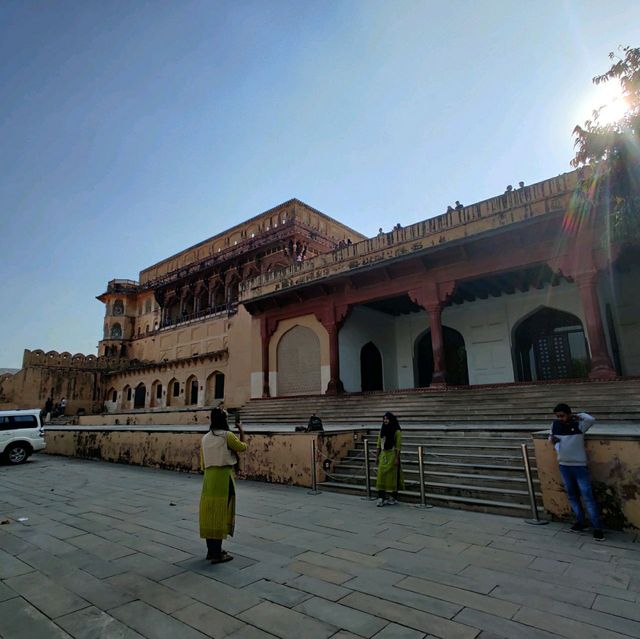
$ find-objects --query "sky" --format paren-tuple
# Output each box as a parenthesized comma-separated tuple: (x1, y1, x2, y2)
(1, 0, 638, 368)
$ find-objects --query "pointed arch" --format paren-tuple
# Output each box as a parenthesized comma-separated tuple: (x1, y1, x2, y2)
(513, 306, 589, 381)
(277, 325, 321, 395)
(360, 342, 383, 391)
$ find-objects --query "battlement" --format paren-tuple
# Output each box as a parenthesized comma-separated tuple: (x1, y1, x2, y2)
(22, 349, 127, 370)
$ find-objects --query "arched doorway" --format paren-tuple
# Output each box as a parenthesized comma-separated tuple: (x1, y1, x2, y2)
(185, 375, 199, 405)
(414, 327, 469, 386)
(277, 325, 321, 395)
(205, 371, 225, 404)
(514, 307, 589, 381)
(134, 383, 146, 409)
(167, 378, 179, 406)
(150, 380, 162, 408)
(360, 342, 383, 391)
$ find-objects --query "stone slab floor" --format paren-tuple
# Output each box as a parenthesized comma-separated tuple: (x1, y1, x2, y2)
(1, 456, 639, 639)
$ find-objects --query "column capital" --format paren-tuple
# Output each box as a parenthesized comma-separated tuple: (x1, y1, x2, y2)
(408, 281, 455, 311)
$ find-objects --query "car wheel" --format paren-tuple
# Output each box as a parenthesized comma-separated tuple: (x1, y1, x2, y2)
(6, 444, 30, 465)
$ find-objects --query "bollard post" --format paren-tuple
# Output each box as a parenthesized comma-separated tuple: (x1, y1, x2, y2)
(307, 438, 321, 495)
(361, 438, 375, 500)
(415, 444, 433, 508)
(521, 443, 547, 525)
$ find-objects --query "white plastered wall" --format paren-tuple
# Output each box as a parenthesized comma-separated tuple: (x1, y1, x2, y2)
(340, 281, 588, 388)
(339, 306, 398, 392)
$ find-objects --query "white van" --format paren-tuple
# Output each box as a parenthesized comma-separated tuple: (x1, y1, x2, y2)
(0, 409, 46, 464)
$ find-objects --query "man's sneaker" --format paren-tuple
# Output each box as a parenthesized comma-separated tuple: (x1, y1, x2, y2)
(593, 529, 605, 542)
(570, 522, 588, 533)
(376, 498, 385, 507)
(386, 497, 397, 505)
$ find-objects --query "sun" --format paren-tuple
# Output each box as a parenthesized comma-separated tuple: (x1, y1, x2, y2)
(582, 80, 629, 127)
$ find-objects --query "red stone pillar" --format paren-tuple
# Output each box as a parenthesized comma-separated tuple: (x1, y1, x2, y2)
(426, 302, 446, 384)
(408, 282, 455, 387)
(325, 322, 345, 395)
(574, 272, 617, 379)
(260, 317, 273, 397)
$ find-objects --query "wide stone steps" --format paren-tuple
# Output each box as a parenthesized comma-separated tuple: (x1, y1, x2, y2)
(319, 428, 542, 516)
(240, 379, 640, 427)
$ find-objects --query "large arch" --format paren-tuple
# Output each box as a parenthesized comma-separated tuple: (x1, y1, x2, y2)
(134, 383, 146, 409)
(277, 325, 321, 396)
(360, 342, 383, 392)
(513, 306, 589, 381)
(414, 327, 469, 386)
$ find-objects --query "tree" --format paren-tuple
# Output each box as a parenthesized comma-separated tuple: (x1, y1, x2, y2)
(571, 46, 640, 242)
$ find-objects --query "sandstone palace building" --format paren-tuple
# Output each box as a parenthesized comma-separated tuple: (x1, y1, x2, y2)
(2, 169, 639, 414)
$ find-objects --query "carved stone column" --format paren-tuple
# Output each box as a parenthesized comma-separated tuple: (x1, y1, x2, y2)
(574, 271, 617, 379)
(408, 281, 455, 387)
(316, 303, 350, 395)
(260, 317, 277, 397)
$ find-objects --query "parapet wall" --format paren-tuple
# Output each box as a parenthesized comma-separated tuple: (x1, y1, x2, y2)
(44, 428, 356, 486)
(22, 349, 125, 370)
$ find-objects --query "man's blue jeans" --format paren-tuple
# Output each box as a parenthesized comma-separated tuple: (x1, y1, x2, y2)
(559, 464, 602, 529)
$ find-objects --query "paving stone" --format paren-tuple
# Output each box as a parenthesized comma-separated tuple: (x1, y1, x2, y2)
(285, 574, 353, 602)
(69, 533, 137, 561)
(239, 600, 337, 639)
(513, 606, 631, 639)
(63, 549, 130, 579)
(0, 580, 19, 602)
(0, 529, 38, 554)
(345, 571, 461, 619)
(0, 597, 72, 638)
(527, 556, 571, 575)
(244, 578, 312, 607)
(224, 624, 279, 638)
(0, 547, 34, 578)
(397, 576, 519, 619)
(161, 570, 262, 615)
(339, 591, 477, 639)
(172, 601, 246, 637)
(110, 600, 208, 639)
(453, 608, 559, 639)
(4, 571, 90, 619)
(593, 595, 640, 622)
(56, 605, 145, 638)
(107, 572, 195, 613)
(326, 547, 386, 568)
(288, 560, 352, 584)
(372, 623, 426, 638)
(294, 596, 387, 637)
(492, 588, 640, 638)
(110, 551, 186, 581)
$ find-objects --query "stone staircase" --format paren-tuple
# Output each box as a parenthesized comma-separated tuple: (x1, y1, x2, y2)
(321, 429, 541, 516)
(239, 379, 640, 515)
(239, 379, 640, 429)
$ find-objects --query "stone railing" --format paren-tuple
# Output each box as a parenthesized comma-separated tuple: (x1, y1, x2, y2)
(240, 171, 579, 300)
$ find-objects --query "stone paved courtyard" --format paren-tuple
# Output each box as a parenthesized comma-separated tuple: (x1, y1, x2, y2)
(0, 455, 639, 639)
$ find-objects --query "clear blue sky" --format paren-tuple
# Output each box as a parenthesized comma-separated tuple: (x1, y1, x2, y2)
(1, 1, 638, 368)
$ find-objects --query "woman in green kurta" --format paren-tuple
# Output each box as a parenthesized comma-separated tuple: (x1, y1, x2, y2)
(375, 412, 404, 506)
(199, 407, 248, 564)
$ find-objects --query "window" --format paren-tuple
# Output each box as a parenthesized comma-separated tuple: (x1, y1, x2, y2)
(156, 384, 162, 399)
(10, 415, 38, 429)
(127, 387, 132, 401)
(113, 299, 124, 315)
(110, 323, 122, 339)
(145, 299, 152, 314)
(173, 381, 180, 397)
(112, 390, 117, 402)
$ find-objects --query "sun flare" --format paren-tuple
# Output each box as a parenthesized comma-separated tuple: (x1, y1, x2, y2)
(580, 80, 629, 127)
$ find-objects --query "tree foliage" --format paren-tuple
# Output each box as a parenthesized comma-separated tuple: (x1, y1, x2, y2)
(571, 46, 640, 242)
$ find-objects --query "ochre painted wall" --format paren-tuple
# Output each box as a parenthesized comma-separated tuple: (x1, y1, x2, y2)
(533, 433, 640, 530)
(44, 429, 356, 487)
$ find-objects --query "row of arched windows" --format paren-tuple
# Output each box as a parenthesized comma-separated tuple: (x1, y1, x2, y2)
(106, 372, 225, 410)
